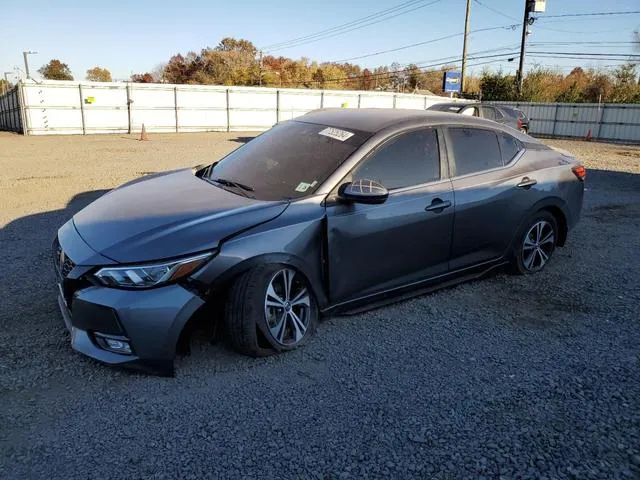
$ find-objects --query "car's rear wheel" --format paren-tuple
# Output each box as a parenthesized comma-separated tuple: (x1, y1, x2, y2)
(519, 127, 528, 134)
(224, 264, 317, 357)
(512, 211, 557, 274)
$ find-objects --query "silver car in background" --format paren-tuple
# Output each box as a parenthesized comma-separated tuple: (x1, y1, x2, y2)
(53, 109, 585, 375)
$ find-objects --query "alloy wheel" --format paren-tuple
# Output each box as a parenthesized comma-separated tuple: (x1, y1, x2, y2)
(522, 220, 555, 271)
(264, 268, 311, 346)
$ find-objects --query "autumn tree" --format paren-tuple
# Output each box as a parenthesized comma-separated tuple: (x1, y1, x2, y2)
(130, 73, 154, 83)
(38, 59, 73, 80)
(480, 71, 516, 101)
(0, 79, 12, 92)
(86, 66, 112, 82)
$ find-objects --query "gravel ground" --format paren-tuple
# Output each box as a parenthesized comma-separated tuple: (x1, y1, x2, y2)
(0, 132, 639, 479)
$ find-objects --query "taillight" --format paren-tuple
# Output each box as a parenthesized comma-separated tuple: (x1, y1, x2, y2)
(572, 165, 586, 181)
(517, 118, 523, 129)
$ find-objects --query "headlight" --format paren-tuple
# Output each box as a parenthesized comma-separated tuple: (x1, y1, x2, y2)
(94, 252, 213, 289)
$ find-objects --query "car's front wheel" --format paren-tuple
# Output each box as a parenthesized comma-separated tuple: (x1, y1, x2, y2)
(512, 211, 558, 274)
(224, 264, 318, 357)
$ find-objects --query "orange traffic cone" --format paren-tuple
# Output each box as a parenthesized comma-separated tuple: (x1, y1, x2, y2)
(139, 123, 149, 141)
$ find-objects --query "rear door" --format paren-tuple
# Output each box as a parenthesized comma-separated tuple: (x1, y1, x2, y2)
(445, 127, 533, 269)
(325, 127, 454, 304)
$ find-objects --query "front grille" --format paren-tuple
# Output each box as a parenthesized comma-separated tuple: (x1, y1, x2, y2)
(53, 237, 76, 279)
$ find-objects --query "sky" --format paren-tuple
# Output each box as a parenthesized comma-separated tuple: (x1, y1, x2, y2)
(1, 0, 639, 83)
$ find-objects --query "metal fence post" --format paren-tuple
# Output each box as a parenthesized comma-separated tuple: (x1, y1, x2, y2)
(276, 89, 280, 123)
(320, 91, 324, 108)
(18, 82, 28, 135)
(392, 94, 397, 109)
(79, 84, 86, 135)
(357, 94, 361, 108)
(174, 86, 179, 133)
(226, 89, 231, 132)
(126, 83, 132, 134)
(424, 96, 428, 110)
(551, 103, 559, 137)
(595, 104, 606, 140)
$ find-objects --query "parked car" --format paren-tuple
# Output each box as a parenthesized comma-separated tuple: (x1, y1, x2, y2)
(54, 109, 585, 375)
(497, 105, 531, 134)
(428, 102, 530, 133)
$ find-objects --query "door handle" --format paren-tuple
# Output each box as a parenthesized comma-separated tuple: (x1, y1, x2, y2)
(425, 198, 452, 213)
(517, 177, 537, 189)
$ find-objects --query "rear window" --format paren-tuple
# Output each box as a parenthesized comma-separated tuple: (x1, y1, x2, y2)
(208, 121, 368, 201)
(499, 133, 523, 164)
(428, 104, 463, 113)
(448, 128, 503, 176)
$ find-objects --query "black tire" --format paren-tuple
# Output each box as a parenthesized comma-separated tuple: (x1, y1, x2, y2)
(511, 211, 558, 275)
(519, 127, 528, 134)
(224, 264, 318, 357)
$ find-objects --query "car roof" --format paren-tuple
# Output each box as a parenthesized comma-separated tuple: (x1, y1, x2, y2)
(296, 108, 500, 134)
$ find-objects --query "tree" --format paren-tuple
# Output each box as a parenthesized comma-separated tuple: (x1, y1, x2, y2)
(521, 67, 563, 102)
(38, 59, 73, 80)
(480, 71, 516, 101)
(0, 79, 13, 93)
(130, 73, 154, 83)
(86, 66, 112, 82)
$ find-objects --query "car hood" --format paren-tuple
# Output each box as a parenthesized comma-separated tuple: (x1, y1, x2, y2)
(72, 168, 288, 263)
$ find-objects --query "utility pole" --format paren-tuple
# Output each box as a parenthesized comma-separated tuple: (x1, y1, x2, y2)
(460, 0, 472, 93)
(517, 0, 533, 95)
(258, 50, 263, 87)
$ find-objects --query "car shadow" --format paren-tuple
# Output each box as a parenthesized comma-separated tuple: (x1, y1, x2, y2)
(229, 136, 254, 144)
(0, 189, 112, 322)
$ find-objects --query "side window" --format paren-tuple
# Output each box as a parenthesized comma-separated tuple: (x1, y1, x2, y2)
(353, 129, 440, 189)
(494, 108, 505, 120)
(448, 128, 503, 176)
(499, 133, 523, 164)
(482, 106, 497, 121)
(461, 106, 478, 117)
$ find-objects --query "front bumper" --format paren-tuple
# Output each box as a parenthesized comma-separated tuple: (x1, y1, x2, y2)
(56, 283, 204, 376)
(54, 221, 205, 376)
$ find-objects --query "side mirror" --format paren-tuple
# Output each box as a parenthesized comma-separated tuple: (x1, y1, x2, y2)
(338, 179, 389, 205)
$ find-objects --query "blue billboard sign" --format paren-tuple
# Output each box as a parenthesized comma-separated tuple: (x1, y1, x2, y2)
(442, 71, 462, 93)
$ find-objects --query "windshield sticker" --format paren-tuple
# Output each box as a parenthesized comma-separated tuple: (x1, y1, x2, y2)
(295, 182, 313, 193)
(319, 127, 354, 142)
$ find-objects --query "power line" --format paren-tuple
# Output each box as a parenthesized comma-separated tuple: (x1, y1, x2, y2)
(539, 10, 640, 18)
(473, 0, 519, 21)
(279, 48, 636, 87)
(528, 51, 640, 57)
(529, 41, 635, 45)
(262, 0, 443, 52)
(280, 51, 521, 86)
(327, 24, 518, 63)
(261, 0, 427, 50)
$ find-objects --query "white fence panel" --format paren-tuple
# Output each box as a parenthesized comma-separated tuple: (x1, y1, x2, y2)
(6, 80, 639, 143)
(395, 94, 425, 110)
(360, 93, 394, 108)
(321, 92, 360, 108)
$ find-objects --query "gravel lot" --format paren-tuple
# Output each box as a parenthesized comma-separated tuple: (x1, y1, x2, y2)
(1, 132, 639, 479)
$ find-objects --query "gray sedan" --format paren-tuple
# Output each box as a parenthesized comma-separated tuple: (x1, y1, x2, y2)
(54, 109, 585, 375)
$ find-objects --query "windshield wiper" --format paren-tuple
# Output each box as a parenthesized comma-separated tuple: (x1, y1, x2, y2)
(207, 177, 255, 198)
(210, 178, 254, 192)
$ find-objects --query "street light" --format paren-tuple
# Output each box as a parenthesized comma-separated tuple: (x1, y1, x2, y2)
(23, 51, 38, 79)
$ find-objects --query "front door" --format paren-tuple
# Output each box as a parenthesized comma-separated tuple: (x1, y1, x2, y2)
(325, 128, 454, 304)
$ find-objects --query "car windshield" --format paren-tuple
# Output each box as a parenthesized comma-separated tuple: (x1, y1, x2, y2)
(207, 121, 368, 201)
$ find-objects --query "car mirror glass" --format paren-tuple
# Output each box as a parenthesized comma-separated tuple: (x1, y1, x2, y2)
(338, 179, 389, 205)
